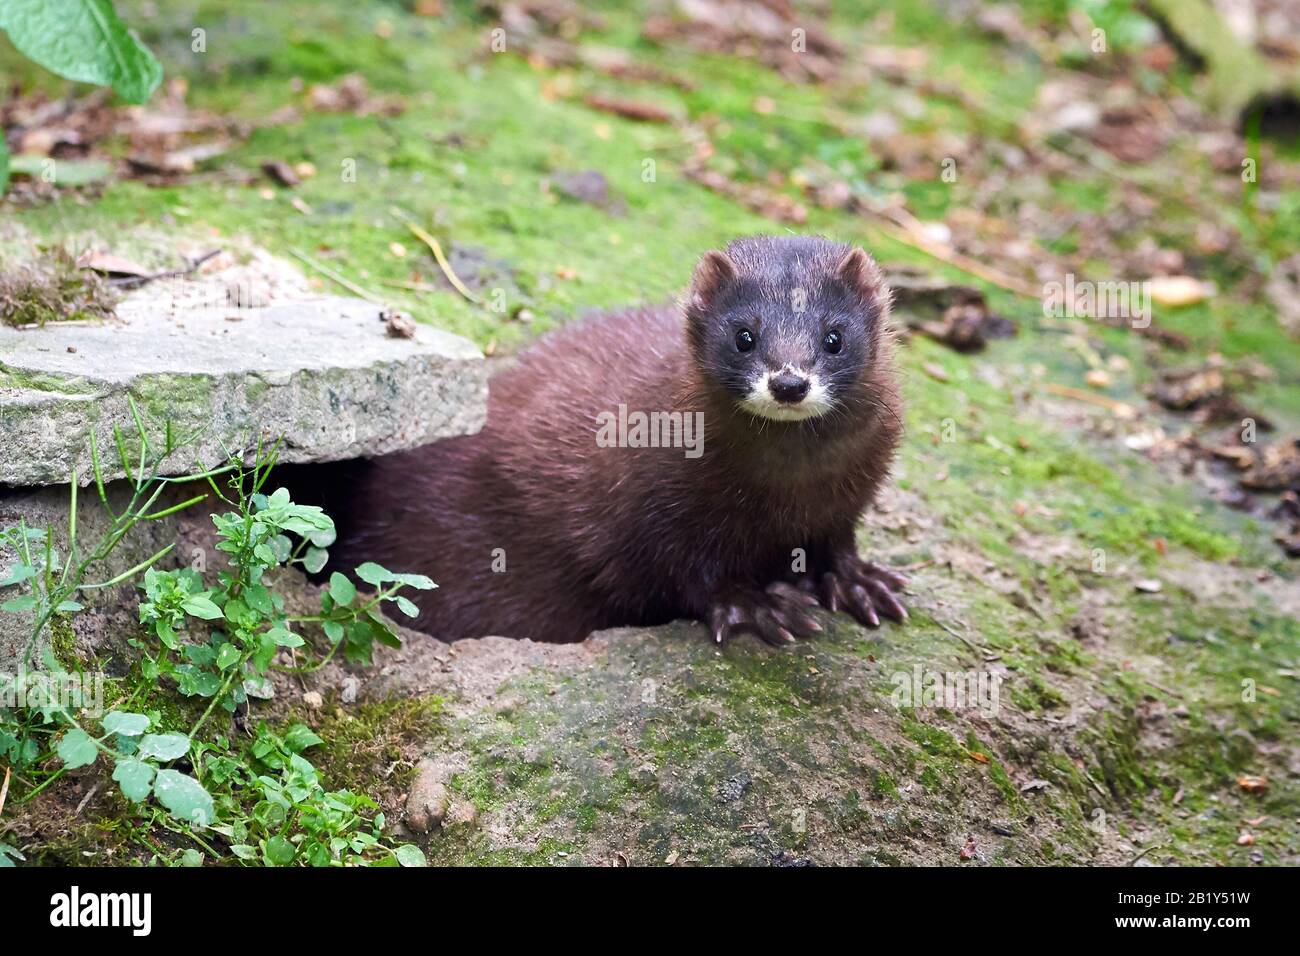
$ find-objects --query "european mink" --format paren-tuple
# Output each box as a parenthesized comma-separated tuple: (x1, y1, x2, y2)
(313, 235, 907, 645)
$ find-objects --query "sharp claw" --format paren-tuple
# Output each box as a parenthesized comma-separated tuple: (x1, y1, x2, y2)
(849, 584, 880, 627)
(864, 579, 906, 622)
(818, 573, 841, 613)
(767, 581, 818, 608)
(754, 608, 795, 645)
(865, 562, 908, 591)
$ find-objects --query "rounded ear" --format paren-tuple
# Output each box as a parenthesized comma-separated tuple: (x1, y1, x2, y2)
(835, 247, 887, 302)
(688, 249, 738, 311)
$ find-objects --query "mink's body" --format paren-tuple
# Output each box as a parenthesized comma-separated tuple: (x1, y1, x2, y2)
(312, 236, 907, 645)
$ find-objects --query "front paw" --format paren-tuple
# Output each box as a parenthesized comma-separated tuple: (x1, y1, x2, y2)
(707, 581, 822, 646)
(809, 556, 908, 628)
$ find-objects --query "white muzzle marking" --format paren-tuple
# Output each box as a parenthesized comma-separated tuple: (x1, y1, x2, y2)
(739, 367, 834, 422)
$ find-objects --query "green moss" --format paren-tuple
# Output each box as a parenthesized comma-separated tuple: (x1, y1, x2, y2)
(307, 695, 444, 798)
(868, 767, 899, 800)
(47, 616, 78, 670)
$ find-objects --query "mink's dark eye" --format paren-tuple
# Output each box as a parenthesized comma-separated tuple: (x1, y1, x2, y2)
(823, 329, 843, 354)
(735, 328, 755, 352)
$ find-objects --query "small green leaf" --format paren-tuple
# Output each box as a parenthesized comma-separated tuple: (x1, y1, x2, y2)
(112, 758, 155, 801)
(392, 572, 436, 590)
(0, 841, 26, 866)
(152, 769, 214, 826)
(395, 844, 427, 867)
(154, 619, 178, 650)
(56, 728, 98, 769)
(182, 593, 223, 620)
(267, 626, 304, 648)
(0, 0, 162, 104)
(394, 595, 420, 618)
(0, 563, 34, 587)
(328, 572, 356, 607)
(355, 562, 393, 587)
(303, 547, 329, 574)
(101, 710, 150, 737)
(1, 595, 37, 613)
(269, 535, 293, 564)
(323, 619, 344, 644)
(368, 613, 403, 649)
(223, 598, 254, 626)
(264, 835, 296, 866)
(284, 723, 324, 753)
(179, 848, 204, 867)
(215, 642, 241, 670)
(138, 731, 191, 762)
(244, 584, 274, 616)
(56, 600, 84, 613)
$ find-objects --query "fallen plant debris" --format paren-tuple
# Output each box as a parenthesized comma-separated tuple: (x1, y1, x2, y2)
(80, 247, 224, 291)
(887, 269, 1016, 352)
(582, 93, 673, 123)
(682, 161, 807, 224)
(262, 160, 302, 187)
(382, 308, 417, 338)
(392, 208, 482, 303)
(306, 73, 405, 117)
(642, 0, 841, 83)
(0, 80, 270, 196)
(0, 246, 118, 327)
(1237, 438, 1300, 492)
(1149, 363, 1274, 427)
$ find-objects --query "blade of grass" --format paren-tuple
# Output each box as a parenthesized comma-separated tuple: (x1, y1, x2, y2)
(288, 247, 383, 304)
(142, 493, 207, 521)
(79, 543, 175, 591)
(88, 431, 113, 516)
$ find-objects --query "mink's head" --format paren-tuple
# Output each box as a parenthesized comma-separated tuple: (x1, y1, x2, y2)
(683, 235, 893, 423)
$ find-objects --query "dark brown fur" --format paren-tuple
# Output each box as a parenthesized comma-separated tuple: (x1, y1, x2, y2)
(308, 236, 905, 644)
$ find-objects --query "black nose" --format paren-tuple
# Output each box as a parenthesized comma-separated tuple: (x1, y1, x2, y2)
(769, 372, 810, 404)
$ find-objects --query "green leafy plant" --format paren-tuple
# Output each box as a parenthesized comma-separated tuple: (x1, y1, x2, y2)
(200, 723, 423, 867)
(134, 449, 435, 738)
(0, 400, 209, 669)
(1, 422, 432, 866)
(0, 0, 162, 192)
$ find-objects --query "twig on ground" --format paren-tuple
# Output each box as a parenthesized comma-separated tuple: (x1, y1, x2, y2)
(108, 248, 224, 290)
(374, 278, 442, 293)
(74, 782, 101, 817)
(288, 248, 383, 304)
(389, 208, 479, 303)
(1041, 382, 1139, 418)
(1131, 843, 1165, 864)
(872, 209, 1041, 298)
